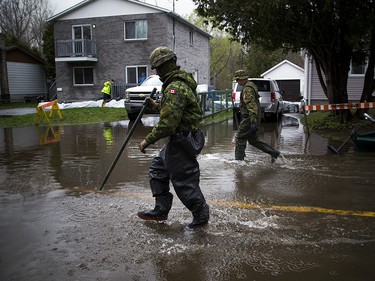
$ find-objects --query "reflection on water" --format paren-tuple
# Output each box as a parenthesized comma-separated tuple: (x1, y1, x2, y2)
(1, 114, 375, 281)
(38, 126, 62, 145)
(0, 113, 373, 199)
(0, 118, 165, 191)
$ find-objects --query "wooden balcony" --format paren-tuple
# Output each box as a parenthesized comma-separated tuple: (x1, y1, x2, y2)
(55, 39, 97, 62)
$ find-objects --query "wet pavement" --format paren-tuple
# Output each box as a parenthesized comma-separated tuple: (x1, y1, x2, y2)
(1, 114, 375, 281)
(0, 108, 36, 116)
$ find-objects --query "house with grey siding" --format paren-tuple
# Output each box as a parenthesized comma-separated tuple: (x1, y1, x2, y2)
(48, 0, 211, 102)
(303, 54, 370, 105)
(1, 46, 47, 102)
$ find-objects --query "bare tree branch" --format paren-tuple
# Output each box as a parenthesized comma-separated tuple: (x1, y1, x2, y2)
(0, 0, 53, 50)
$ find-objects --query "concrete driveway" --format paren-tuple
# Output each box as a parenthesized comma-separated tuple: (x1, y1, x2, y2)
(0, 108, 36, 116)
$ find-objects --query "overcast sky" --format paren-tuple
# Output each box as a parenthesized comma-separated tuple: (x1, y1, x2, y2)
(49, 0, 197, 16)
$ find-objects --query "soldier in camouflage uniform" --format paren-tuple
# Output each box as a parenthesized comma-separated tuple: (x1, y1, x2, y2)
(138, 46, 209, 229)
(234, 70, 280, 162)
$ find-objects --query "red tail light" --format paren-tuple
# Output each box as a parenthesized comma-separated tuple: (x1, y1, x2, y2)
(271, 92, 276, 102)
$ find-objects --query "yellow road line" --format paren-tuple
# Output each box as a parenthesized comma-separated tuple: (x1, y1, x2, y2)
(113, 192, 375, 218)
(212, 200, 375, 218)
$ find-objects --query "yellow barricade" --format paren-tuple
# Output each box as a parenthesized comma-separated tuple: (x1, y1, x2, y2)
(38, 126, 62, 145)
(35, 100, 62, 125)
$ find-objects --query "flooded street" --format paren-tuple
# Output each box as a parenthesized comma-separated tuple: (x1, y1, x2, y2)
(1, 114, 375, 281)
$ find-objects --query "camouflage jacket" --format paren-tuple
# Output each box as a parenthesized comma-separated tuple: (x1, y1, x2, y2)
(240, 80, 261, 125)
(145, 69, 202, 144)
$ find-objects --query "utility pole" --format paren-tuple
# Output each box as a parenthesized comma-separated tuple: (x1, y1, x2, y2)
(173, 0, 178, 12)
(172, 0, 178, 51)
(0, 31, 10, 103)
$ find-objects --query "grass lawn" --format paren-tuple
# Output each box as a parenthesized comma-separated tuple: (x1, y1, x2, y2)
(0, 104, 127, 127)
(301, 109, 375, 141)
(0, 102, 233, 128)
(0, 102, 37, 109)
(2, 102, 374, 136)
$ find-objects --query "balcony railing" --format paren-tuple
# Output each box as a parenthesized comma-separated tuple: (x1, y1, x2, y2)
(55, 39, 97, 61)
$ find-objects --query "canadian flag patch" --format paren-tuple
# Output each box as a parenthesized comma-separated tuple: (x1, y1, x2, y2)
(168, 89, 177, 94)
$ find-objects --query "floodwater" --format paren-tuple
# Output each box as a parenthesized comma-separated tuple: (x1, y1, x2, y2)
(0, 114, 375, 281)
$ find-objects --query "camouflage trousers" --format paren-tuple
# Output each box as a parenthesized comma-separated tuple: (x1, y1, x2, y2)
(148, 130, 207, 213)
(235, 116, 279, 160)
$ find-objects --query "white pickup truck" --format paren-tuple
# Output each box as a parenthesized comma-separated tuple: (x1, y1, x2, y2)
(124, 75, 208, 121)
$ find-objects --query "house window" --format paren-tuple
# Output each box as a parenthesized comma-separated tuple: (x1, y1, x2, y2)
(126, 66, 147, 84)
(189, 30, 194, 45)
(72, 25, 92, 55)
(124, 20, 147, 40)
(350, 53, 367, 75)
(72, 25, 92, 40)
(73, 67, 94, 85)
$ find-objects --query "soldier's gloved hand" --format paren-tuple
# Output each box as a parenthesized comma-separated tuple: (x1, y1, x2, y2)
(144, 97, 158, 110)
(139, 139, 150, 154)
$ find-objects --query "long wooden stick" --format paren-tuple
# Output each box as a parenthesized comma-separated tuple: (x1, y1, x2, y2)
(99, 88, 157, 190)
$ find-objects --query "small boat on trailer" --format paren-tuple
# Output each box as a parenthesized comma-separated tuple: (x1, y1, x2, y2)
(352, 131, 375, 152)
(327, 113, 375, 154)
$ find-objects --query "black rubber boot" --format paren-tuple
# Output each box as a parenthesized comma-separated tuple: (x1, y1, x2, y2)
(188, 203, 209, 229)
(270, 151, 280, 164)
(138, 193, 173, 221)
(234, 141, 246, 160)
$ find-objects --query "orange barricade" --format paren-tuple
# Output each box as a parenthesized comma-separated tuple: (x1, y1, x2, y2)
(35, 100, 62, 125)
(300, 101, 375, 112)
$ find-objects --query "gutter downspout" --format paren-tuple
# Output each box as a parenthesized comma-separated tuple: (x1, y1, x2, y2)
(172, 17, 176, 51)
(308, 58, 312, 107)
(303, 52, 313, 110)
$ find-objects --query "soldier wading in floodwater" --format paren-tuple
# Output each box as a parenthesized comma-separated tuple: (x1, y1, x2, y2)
(234, 70, 280, 162)
(137, 46, 209, 229)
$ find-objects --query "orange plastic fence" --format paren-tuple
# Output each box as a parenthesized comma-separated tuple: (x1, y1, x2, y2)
(300, 102, 375, 111)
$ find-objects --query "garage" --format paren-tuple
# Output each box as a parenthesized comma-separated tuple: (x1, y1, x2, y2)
(261, 59, 304, 103)
(2, 46, 47, 102)
(276, 79, 301, 101)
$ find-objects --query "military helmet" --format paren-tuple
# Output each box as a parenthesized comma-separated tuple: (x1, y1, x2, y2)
(233, 70, 249, 80)
(150, 47, 176, 69)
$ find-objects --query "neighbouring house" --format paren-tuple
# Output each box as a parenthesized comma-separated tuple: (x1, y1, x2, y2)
(48, 0, 211, 102)
(1, 46, 47, 102)
(261, 59, 304, 102)
(303, 54, 372, 105)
